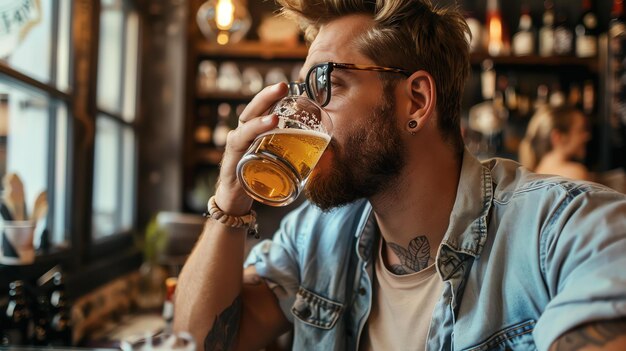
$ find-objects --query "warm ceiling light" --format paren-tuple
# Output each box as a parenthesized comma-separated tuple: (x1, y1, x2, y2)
(197, 0, 251, 46)
(215, 0, 234, 30)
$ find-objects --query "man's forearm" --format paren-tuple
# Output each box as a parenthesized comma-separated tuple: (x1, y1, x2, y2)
(550, 318, 626, 351)
(204, 295, 242, 351)
(173, 218, 248, 347)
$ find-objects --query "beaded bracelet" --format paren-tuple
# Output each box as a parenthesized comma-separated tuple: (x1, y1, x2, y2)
(204, 196, 259, 239)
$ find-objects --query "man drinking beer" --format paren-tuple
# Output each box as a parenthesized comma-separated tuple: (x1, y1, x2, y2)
(174, 0, 626, 349)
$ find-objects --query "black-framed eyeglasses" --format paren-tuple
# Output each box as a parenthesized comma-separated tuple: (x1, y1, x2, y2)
(292, 62, 412, 107)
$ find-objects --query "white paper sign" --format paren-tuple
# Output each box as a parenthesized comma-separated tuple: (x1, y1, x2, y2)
(0, 0, 41, 59)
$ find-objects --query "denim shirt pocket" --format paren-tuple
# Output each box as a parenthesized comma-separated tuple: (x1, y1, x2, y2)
(291, 286, 344, 330)
(463, 320, 537, 351)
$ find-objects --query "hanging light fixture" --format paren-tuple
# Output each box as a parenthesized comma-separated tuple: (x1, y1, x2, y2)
(197, 0, 251, 45)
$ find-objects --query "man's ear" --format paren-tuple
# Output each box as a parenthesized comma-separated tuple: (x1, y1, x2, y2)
(403, 70, 436, 133)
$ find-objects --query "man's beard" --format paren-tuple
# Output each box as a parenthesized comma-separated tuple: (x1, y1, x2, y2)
(304, 95, 406, 211)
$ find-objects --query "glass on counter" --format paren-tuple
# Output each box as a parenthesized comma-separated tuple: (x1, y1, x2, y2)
(120, 332, 196, 351)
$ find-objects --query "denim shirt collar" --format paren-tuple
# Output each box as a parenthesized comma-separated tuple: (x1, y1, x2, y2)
(354, 203, 376, 263)
(354, 149, 493, 261)
(441, 148, 493, 258)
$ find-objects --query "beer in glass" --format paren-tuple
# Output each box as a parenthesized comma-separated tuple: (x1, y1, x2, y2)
(237, 96, 333, 206)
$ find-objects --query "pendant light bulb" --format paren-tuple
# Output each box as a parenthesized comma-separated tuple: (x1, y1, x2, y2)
(197, 0, 251, 45)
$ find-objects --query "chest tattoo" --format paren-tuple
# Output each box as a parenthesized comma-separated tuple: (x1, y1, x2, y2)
(387, 236, 432, 275)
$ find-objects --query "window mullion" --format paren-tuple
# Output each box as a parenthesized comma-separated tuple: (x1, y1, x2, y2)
(0, 65, 71, 102)
(96, 108, 133, 127)
(71, 0, 101, 264)
(116, 123, 124, 229)
(46, 98, 59, 245)
(118, 0, 129, 117)
(50, 0, 60, 86)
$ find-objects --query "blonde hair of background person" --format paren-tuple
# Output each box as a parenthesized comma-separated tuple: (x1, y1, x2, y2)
(519, 105, 592, 181)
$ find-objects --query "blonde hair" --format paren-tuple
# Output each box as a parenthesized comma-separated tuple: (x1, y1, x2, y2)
(519, 106, 583, 170)
(277, 0, 471, 153)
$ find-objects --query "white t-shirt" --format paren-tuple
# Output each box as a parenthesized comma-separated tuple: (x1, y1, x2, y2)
(361, 240, 444, 351)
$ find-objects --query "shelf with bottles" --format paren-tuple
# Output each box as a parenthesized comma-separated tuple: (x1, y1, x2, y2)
(469, 53, 598, 72)
(0, 273, 72, 346)
(191, 101, 244, 155)
(466, 0, 604, 73)
(195, 49, 600, 90)
(190, 48, 306, 172)
(196, 57, 304, 99)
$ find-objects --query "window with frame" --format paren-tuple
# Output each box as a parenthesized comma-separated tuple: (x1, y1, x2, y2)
(0, 0, 142, 291)
(0, 0, 72, 251)
(92, 0, 140, 240)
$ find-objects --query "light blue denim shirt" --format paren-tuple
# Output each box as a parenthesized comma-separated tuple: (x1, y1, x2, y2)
(244, 150, 626, 351)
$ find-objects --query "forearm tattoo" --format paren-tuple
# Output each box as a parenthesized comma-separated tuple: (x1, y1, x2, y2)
(387, 236, 432, 275)
(204, 295, 242, 351)
(552, 318, 626, 350)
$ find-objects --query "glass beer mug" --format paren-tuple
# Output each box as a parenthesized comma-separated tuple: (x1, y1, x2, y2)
(236, 91, 333, 206)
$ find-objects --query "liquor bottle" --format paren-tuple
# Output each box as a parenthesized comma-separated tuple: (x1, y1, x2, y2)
(48, 273, 72, 346)
(486, 0, 508, 56)
(197, 60, 218, 94)
(609, 0, 626, 87)
(491, 89, 508, 155)
(534, 84, 550, 111)
(465, 11, 483, 53)
(554, 13, 573, 56)
(609, 0, 626, 28)
(513, 5, 535, 56)
(610, 0, 626, 36)
(575, 0, 598, 58)
(582, 80, 595, 116)
(481, 59, 496, 101)
(194, 106, 212, 145)
(568, 83, 583, 109)
(213, 103, 232, 148)
(505, 82, 519, 113)
(539, 1, 555, 57)
(162, 277, 177, 334)
(549, 83, 566, 107)
(468, 60, 507, 158)
(49, 272, 65, 309)
(32, 295, 50, 346)
(3, 281, 33, 345)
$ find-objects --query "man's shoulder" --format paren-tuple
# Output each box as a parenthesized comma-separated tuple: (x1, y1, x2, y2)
(281, 199, 371, 237)
(482, 157, 620, 204)
(558, 162, 591, 181)
(267, 199, 370, 270)
(286, 198, 369, 219)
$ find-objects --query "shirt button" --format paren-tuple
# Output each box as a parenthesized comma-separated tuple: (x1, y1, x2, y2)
(359, 287, 367, 295)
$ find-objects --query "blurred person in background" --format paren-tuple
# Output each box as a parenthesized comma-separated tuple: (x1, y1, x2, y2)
(519, 106, 592, 181)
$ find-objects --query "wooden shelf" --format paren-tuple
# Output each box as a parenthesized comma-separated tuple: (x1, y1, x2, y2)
(196, 91, 255, 101)
(197, 41, 308, 60)
(196, 41, 598, 72)
(470, 53, 598, 72)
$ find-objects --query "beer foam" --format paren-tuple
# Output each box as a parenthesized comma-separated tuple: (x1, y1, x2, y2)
(258, 128, 331, 142)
